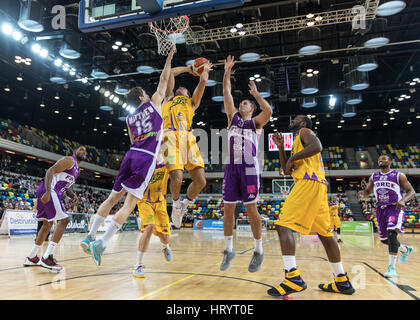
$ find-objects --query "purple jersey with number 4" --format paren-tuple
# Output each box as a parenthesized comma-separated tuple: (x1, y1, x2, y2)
(113, 101, 163, 200)
(371, 170, 404, 240)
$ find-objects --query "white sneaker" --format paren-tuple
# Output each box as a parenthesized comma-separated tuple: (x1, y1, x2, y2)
(171, 204, 183, 229)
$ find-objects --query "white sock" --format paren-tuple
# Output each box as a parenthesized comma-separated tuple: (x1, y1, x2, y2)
(389, 254, 397, 267)
(254, 238, 263, 254)
(43, 241, 58, 259)
(224, 236, 233, 252)
(28, 244, 41, 258)
(136, 251, 144, 267)
(88, 215, 105, 240)
(173, 198, 181, 209)
(101, 220, 121, 247)
(399, 244, 408, 253)
(330, 262, 345, 276)
(337, 233, 341, 240)
(282, 255, 297, 272)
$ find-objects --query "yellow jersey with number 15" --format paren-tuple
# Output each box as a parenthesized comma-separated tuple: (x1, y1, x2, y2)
(162, 95, 194, 132)
(290, 128, 327, 184)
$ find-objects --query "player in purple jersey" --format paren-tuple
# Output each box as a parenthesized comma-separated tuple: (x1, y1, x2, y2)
(24, 146, 87, 271)
(83, 48, 175, 266)
(358, 154, 416, 278)
(220, 55, 272, 272)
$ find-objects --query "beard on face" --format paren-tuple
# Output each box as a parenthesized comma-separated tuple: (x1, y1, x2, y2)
(378, 162, 389, 169)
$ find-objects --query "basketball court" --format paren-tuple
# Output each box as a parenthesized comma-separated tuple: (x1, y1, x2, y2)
(0, 0, 419, 310)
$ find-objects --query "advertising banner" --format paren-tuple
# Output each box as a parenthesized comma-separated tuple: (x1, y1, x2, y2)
(193, 219, 224, 231)
(122, 216, 140, 231)
(5, 210, 37, 235)
(341, 221, 373, 234)
(65, 213, 90, 233)
(268, 133, 293, 151)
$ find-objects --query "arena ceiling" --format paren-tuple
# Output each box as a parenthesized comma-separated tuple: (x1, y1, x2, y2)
(0, 0, 419, 151)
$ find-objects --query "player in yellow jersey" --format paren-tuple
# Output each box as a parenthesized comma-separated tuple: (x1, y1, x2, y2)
(267, 115, 355, 297)
(161, 62, 213, 228)
(133, 159, 171, 278)
(329, 197, 342, 243)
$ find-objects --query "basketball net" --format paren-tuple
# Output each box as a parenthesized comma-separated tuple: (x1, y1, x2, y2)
(149, 16, 190, 56)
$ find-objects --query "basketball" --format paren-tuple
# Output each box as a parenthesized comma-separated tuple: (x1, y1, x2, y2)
(192, 57, 209, 76)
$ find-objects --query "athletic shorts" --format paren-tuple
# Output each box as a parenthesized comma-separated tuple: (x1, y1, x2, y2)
(376, 205, 404, 240)
(275, 179, 332, 237)
(112, 149, 157, 200)
(35, 183, 68, 222)
(137, 200, 170, 236)
(223, 163, 261, 204)
(329, 216, 341, 229)
(162, 130, 204, 173)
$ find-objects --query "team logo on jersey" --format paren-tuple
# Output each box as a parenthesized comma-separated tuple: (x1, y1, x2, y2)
(377, 189, 388, 195)
(150, 171, 165, 183)
(248, 194, 255, 199)
(237, 119, 244, 127)
(247, 185, 256, 194)
(379, 175, 388, 181)
(176, 112, 186, 119)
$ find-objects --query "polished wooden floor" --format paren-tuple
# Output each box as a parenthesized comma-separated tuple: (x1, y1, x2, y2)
(0, 229, 419, 300)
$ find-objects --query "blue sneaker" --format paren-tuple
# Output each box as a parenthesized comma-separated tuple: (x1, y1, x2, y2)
(399, 246, 413, 264)
(80, 235, 94, 255)
(163, 247, 172, 261)
(133, 264, 145, 278)
(384, 265, 397, 278)
(91, 239, 105, 266)
(220, 250, 236, 271)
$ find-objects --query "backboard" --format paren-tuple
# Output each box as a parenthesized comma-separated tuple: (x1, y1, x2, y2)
(78, 0, 244, 33)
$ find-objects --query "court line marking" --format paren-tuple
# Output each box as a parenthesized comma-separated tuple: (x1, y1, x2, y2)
(363, 262, 420, 300)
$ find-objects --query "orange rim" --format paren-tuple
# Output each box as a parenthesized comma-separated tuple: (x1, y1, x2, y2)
(148, 16, 190, 33)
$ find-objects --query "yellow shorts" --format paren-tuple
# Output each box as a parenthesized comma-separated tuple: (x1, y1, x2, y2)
(162, 131, 204, 173)
(330, 216, 341, 229)
(137, 200, 170, 236)
(275, 179, 332, 237)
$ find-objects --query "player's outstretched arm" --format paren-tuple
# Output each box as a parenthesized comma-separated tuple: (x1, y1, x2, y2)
(357, 177, 374, 200)
(250, 80, 272, 129)
(396, 173, 416, 209)
(191, 62, 213, 112)
(164, 65, 195, 99)
(41, 157, 74, 203)
(152, 47, 175, 112)
(223, 55, 238, 122)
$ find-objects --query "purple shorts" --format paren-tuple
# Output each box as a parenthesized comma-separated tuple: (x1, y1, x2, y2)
(36, 183, 68, 222)
(222, 164, 261, 204)
(376, 205, 404, 240)
(112, 149, 157, 200)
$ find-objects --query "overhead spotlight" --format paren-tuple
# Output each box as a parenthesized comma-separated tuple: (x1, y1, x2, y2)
(68, 115, 72, 120)
(100, 106, 113, 111)
(94, 85, 101, 91)
(104, 91, 110, 97)
(389, 115, 395, 120)
(54, 58, 63, 67)
(342, 104, 357, 118)
(256, 77, 271, 98)
(18, 0, 44, 32)
(377, 0, 406, 16)
(54, 110, 59, 114)
(115, 82, 130, 95)
(302, 96, 317, 108)
(121, 47, 128, 52)
(113, 96, 119, 104)
(315, 16, 323, 21)
(315, 120, 320, 125)
(363, 18, 390, 48)
(54, 92, 60, 100)
(69, 69, 76, 76)
(313, 70, 319, 75)
(407, 118, 412, 125)
(39, 48, 49, 58)
(345, 70, 369, 91)
(238, 30, 246, 36)
(404, 95, 411, 99)
(362, 123, 367, 127)
(109, 94, 115, 100)
(62, 64, 70, 72)
(93, 127, 98, 132)
(249, 77, 255, 81)
(366, 115, 372, 122)
(112, 45, 119, 50)
(410, 82, 416, 86)
(108, 122, 112, 127)
(4, 85, 11, 92)
(298, 27, 321, 55)
(81, 77, 88, 84)
(345, 93, 362, 105)
(239, 36, 261, 62)
(36, 84, 43, 91)
(91, 68, 109, 79)
(230, 27, 237, 33)
(211, 85, 224, 102)
(329, 95, 337, 109)
(236, 23, 243, 28)
(398, 97, 404, 101)
(350, 55, 378, 72)
(306, 69, 313, 73)
(383, 121, 388, 126)
(300, 73, 318, 94)
(13, 30, 23, 41)
(115, 41, 123, 46)
(416, 114, 420, 119)
(255, 78, 262, 82)
(31, 43, 41, 53)
(337, 125, 342, 129)
(137, 65, 155, 74)
(50, 71, 67, 84)
(1, 22, 13, 35)
(17, 73, 23, 81)
(95, 115, 100, 120)
(340, 118, 345, 123)
(40, 100, 45, 107)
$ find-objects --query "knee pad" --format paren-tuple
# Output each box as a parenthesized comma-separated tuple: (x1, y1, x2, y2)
(387, 229, 400, 253)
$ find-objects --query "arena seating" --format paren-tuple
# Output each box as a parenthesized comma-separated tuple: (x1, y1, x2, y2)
(323, 146, 348, 170)
(0, 119, 31, 146)
(376, 144, 420, 168)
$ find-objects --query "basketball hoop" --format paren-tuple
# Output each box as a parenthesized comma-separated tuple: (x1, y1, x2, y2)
(149, 16, 190, 56)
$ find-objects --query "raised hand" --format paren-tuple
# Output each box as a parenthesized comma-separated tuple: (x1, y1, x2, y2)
(248, 80, 259, 97)
(200, 62, 214, 81)
(224, 55, 236, 72)
(272, 132, 284, 149)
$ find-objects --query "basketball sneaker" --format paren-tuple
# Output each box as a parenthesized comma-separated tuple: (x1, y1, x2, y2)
(398, 246, 413, 264)
(267, 268, 307, 297)
(80, 234, 94, 255)
(133, 264, 145, 278)
(163, 247, 172, 261)
(91, 239, 105, 266)
(23, 256, 40, 267)
(248, 251, 264, 273)
(39, 255, 63, 271)
(337, 239, 343, 243)
(171, 204, 183, 229)
(384, 265, 397, 278)
(318, 273, 355, 295)
(220, 249, 236, 271)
